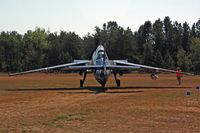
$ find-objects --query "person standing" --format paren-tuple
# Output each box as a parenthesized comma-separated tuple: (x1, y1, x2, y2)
(176, 67, 183, 85)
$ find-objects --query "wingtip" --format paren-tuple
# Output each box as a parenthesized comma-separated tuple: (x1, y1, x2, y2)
(8, 73, 13, 76)
(8, 72, 11, 76)
(8, 72, 17, 77)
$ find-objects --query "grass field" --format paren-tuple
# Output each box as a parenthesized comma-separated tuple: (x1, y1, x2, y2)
(0, 73, 200, 132)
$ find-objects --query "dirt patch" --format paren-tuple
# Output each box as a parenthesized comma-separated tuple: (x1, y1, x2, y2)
(0, 73, 200, 132)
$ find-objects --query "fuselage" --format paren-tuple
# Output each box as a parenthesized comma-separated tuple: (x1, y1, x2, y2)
(91, 45, 111, 87)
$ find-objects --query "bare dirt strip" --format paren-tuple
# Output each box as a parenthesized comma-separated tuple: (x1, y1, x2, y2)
(0, 73, 200, 133)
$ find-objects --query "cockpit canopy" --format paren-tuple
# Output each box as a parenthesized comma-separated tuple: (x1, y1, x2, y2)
(92, 45, 109, 65)
(97, 50, 105, 59)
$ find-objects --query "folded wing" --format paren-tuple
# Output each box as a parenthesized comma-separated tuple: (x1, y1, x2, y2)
(9, 59, 194, 76)
(111, 60, 193, 75)
(9, 60, 90, 76)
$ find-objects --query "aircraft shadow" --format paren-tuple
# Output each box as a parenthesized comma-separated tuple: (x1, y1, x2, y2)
(5, 86, 191, 94)
(59, 90, 144, 94)
(5, 86, 143, 94)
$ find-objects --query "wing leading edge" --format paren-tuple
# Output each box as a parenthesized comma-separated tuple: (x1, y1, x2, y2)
(9, 60, 90, 76)
(112, 60, 194, 76)
(9, 59, 194, 76)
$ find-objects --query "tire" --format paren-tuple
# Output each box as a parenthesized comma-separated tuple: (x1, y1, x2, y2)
(80, 80, 83, 88)
(116, 80, 120, 87)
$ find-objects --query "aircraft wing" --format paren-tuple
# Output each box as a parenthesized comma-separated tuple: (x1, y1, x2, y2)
(9, 60, 90, 76)
(112, 60, 194, 75)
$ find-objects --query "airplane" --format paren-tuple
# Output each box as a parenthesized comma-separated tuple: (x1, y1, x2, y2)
(9, 45, 193, 90)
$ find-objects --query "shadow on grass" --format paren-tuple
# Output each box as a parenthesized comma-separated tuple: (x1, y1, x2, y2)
(4, 86, 191, 94)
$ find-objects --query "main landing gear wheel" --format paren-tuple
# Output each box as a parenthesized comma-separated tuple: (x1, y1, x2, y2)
(80, 72, 87, 88)
(80, 80, 84, 88)
(114, 72, 121, 88)
(101, 83, 107, 92)
(116, 79, 120, 87)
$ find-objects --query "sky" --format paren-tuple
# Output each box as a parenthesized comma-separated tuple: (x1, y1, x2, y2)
(0, 0, 199, 37)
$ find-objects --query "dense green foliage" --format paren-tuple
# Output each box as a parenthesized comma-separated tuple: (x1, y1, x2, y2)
(0, 17, 200, 73)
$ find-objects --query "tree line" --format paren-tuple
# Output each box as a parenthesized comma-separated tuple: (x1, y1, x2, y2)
(0, 16, 200, 73)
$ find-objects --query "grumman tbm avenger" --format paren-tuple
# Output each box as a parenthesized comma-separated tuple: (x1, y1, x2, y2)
(10, 45, 193, 90)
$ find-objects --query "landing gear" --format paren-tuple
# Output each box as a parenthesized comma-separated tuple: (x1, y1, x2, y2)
(150, 69, 158, 80)
(116, 79, 120, 87)
(80, 80, 84, 88)
(80, 72, 87, 88)
(101, 83, 107, 92)
(114, 72, 121, 87)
